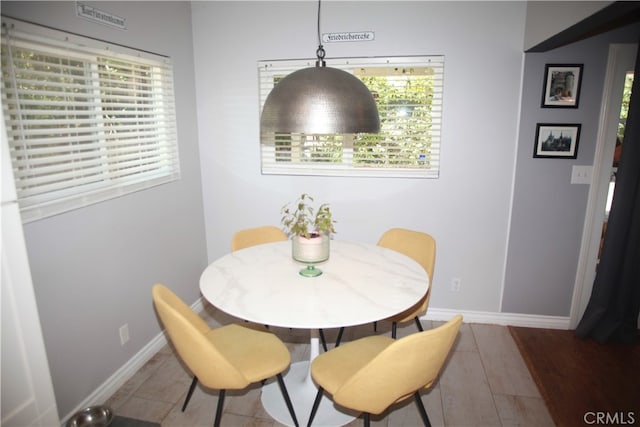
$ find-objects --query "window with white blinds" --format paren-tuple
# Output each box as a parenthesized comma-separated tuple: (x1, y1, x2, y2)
(258, 56, 443, 178)
(1, 18, 180, 222)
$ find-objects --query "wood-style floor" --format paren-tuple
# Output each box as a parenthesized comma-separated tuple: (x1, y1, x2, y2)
(105, 306, 554, 426)
(509, 326, 640, 427)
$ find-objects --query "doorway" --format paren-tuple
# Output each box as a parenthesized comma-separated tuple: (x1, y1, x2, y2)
(570, 44, 637, 328)
(599, 71, 633, 262)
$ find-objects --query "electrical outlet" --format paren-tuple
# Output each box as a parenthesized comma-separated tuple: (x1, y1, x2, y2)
(119, 324, 130, 346)
(451, 278, 461, 292)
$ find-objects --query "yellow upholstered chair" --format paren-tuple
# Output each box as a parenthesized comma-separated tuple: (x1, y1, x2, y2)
(378, 228, 436, 338)
(152, 284, 299, 427)
(335, 228, 435, 343)
(307, 315, 462, 427)
(231, 225, 288, 251)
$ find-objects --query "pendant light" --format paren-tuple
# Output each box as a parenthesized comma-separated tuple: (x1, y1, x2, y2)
(260, 0, 380, 135)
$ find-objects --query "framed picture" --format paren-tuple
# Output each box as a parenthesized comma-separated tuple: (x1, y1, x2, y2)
(534, 123, 581, 159)
(541, 64, 583, 108)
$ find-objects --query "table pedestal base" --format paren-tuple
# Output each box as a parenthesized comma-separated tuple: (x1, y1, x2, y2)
(261, 361, 357, 427)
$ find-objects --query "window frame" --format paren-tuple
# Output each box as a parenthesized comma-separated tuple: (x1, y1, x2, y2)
(258, 55, 444, 179)
(1, 18, 180, 222)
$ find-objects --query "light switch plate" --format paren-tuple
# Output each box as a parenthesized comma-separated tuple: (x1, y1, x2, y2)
(571, 165, 592, 184)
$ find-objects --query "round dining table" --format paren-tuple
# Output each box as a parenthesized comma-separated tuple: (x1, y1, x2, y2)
(199, 240, 428, 426)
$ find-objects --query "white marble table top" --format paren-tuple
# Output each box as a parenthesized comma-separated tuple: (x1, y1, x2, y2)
(199, 240, 429, 329)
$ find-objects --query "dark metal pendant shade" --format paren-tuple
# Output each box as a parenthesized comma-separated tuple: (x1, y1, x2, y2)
(260, 65, 381, 134)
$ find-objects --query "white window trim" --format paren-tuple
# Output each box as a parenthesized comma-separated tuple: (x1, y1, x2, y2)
(258, 55, 444, 179)
(1, 18, 180, 222)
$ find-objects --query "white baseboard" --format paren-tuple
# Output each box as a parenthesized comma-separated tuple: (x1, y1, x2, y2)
(61, 331, 168, 424)
(60, 298, 206, 425)
(191, 297, 205, 315)
(424, 307, 571, 329)
(62, 299, 569, 424)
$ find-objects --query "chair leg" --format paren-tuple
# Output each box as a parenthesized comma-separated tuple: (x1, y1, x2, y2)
(391, 318, 423, 340)
(319, 329, 328, 352)
(335, 327, 344, 347)
(276, 373, 299, 427)
(182, 376, 198, 412)
(213, 389, 226, 427)
(364, 413, 371, 427)
(414, 391, 432, 427)
(307, 387, 324, 427)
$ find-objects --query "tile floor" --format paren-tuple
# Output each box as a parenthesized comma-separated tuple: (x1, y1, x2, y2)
(105, 305, 555, 426)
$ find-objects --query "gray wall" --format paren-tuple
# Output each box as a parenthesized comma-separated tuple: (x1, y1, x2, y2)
(503, 23, 640, 316)
(1, 1, 208, 417)
(523, 1, 611, 50)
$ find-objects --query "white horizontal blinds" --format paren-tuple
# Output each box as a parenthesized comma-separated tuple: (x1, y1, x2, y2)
(96, 57, 178, 182)
(269, 134, 343, 163)
(1, 19, 179, 221)
(354, 59, 443, 177)
(258, 56, 444, 178)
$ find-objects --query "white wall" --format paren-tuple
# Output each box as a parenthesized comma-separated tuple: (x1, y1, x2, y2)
(192, 1, 527, 313)
(1, 1, 208, 418)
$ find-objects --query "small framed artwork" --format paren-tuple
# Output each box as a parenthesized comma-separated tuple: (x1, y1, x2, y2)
(541, 64, 583, 108)
(534, 123, 581, 159)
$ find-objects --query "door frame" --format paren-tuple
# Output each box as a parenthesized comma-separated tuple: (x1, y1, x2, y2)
(569, 43, 637, 328)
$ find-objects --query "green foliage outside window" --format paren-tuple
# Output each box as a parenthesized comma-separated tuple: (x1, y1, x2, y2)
(261, 57, 443, 177)
(274, 71, 435, 168)
(617, 72, 634, 140)
(355, 74, 434, 168)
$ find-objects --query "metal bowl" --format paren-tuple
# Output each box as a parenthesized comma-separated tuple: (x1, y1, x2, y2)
(66, 406, 114, 427)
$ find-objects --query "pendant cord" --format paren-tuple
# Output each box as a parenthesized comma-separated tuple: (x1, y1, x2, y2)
(317, 0, 321, 46)
(315, 0, 326, 66)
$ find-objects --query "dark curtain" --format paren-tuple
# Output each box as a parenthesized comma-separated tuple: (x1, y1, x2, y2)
(575, 43, 640, 344)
